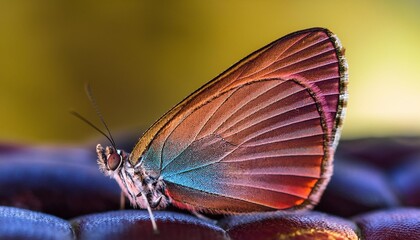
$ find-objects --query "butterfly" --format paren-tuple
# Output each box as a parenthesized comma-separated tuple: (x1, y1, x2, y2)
(95, 27, 348, 231)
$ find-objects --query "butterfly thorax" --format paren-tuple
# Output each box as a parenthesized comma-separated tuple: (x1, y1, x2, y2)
(96, 144, 169, 210)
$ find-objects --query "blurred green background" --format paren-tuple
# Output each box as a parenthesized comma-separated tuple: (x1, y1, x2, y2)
(1, 1, 420, 145)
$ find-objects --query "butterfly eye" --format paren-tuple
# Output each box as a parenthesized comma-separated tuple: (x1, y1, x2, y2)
(107, 153, 122, 171)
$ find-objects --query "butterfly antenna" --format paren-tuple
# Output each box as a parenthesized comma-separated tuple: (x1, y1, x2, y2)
(70, 110, 116, 148)
(84, 83, 117, 149)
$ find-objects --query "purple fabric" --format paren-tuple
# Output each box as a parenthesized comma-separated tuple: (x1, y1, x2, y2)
(0, 146, 121, 219)
(219, 211, 358, 240)
(353, 208, 420, 240)
(0, 206, 73, 240)
(72, 210, 226, 240)
(0, 137, 419, 239)
(391, 157, 420, 206)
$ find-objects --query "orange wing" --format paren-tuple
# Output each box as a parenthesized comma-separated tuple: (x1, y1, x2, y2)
(130, 28, 348, 213)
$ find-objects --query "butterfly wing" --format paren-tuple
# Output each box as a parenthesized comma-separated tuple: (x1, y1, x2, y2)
(131, 28, 348, 213)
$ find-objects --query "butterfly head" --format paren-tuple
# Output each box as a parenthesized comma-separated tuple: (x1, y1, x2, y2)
(96, 144, 169, 210)
(96, 144, 128, 176)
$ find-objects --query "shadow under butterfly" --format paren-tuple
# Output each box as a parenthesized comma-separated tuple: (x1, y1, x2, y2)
(94, 27, 348, 232)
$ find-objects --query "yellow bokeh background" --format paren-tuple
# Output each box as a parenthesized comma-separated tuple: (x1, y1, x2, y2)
(1, 1, 420, 144)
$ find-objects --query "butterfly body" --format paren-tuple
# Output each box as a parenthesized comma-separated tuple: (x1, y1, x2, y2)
(97, 28, 348, 217)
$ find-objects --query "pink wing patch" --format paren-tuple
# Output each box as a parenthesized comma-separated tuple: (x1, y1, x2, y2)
(136, 28, 347, 213)
(162, 79, 331, 212)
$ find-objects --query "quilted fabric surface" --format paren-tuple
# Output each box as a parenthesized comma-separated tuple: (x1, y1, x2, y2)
(0, 137, 419, 240)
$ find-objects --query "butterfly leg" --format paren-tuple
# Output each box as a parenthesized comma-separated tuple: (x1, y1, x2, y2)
(119, 191, 125, 210)
(136, 191, 159, 234)
(150, 196, 162, 209)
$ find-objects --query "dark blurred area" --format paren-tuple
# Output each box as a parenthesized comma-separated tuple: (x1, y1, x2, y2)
(1, 1, 420, 145)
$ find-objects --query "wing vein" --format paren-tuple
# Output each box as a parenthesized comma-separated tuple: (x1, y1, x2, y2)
(215, 80, 285, 133)
(161, 89, 237, 171)
(222, 153, 324, 163)
(274, 32, 312, 61)
(195, 89, 237, 140)
(240, 33, 312, 80)
(165, 150, 324, 177)
(219, 83, 310, 135)
(223, 98, 318, 140)
(275, 32, 326, 62)
(262, 48, 336, 79)
(213, 181, 309, 199)
(243, 131, 323, 148)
